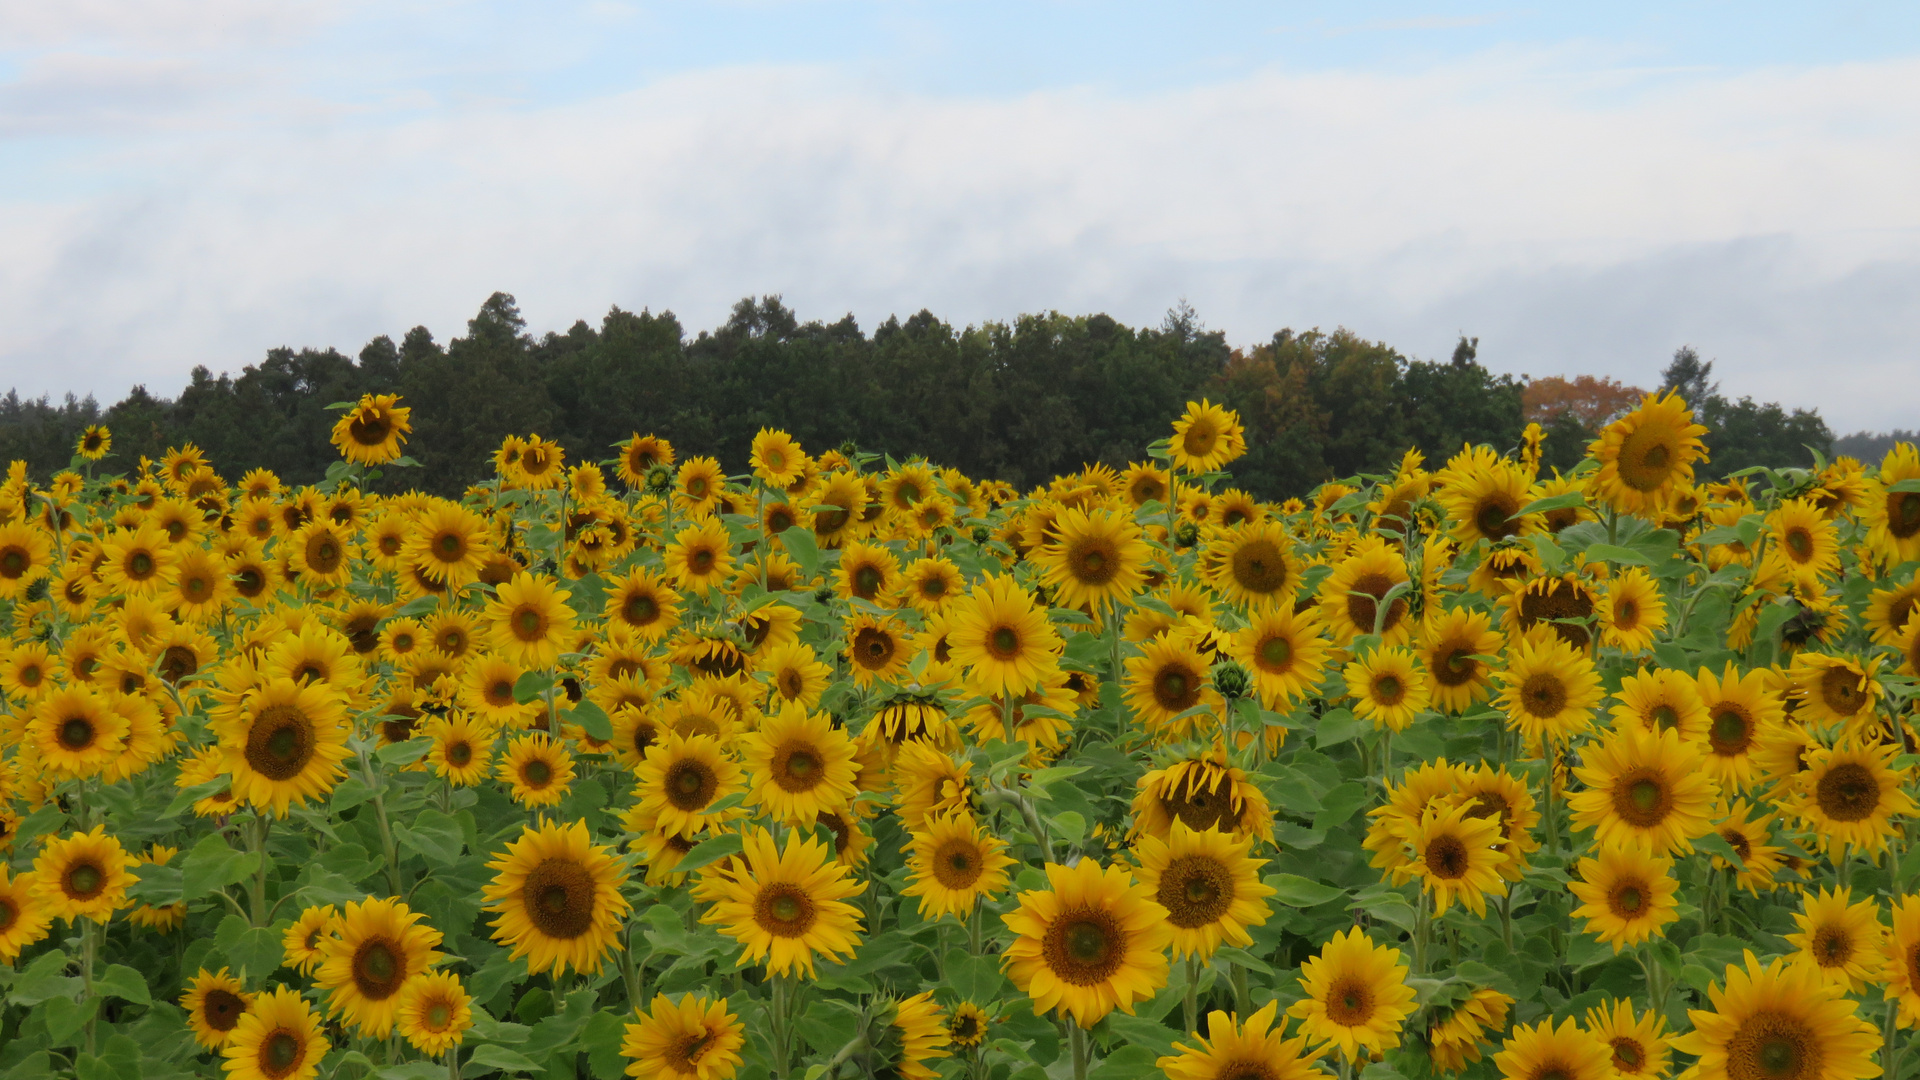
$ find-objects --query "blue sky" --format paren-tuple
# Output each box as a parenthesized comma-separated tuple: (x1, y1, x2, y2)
(3, 2, 1918, 430)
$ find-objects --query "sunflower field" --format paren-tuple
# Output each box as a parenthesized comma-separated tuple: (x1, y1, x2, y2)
(0, 390, 1916, 1080)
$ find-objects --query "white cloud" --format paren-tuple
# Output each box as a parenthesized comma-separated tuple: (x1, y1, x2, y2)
(1, 52, 1917, 431)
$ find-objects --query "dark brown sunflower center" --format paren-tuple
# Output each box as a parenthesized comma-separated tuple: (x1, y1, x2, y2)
(852, 564, 885, 599)
(1372, 674, 1405, 706)
(1610, 881, 1646, 917)
(1612, 1038, 1644, 1073)
(667, 760, 718, 810)
(1815, 762, 1879, 822)
(58, 714, 96, 750)
(262, 1030, 301, 1076)
(1611, 772, 1672, 828)
(1432, 643, 1478, 687)
(1230, 538, 1288, 595)
(512, 607, 546, 642)
(774, 742, 824, 792)
(447, 740, 473, 766)
(1727, 1012, 1817, 1080)
(1069, 538, 1119, 587)
(755, 884, 816, 937)
(852, 627, 896, 670)
(1818, 667, 1866, 716)
(1044, 910, 1125, 985)
(246, 704, 317, 781)
(523, 856, 596, 938)
(1182, 421, 1218, 457)
(522, 759, 553, 787)
(1324, 976, 1374, 1024)
(623, 592, 659, 625)
(1710, 707, 1753, 755)
(204, 988, 246, 1031)
(1520, 673, 1568, 718)
(1257, 634, 1293, 670)
(989, 627, 1020, 658)
(1344, 572, 1407, 635)
(1426, 835, 1470, 879)
(65, 862, 104, 899)
(1158, 855, 1233, 927)
(1812, 926, 1852, 965)
(1618, 430, 1677, 492)
(1162, 784, 1235, 833)
(352, 939, 405, 999)
(1153, 664, 1202, 712)
(931, 838, 983, 890)
(1476, 493, 1519, 539)
(1518, 580, 1595, 648)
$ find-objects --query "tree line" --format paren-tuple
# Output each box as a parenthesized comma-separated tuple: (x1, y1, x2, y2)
(0, 292, 1852, 499)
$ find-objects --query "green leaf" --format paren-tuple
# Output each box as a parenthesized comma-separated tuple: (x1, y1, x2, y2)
(130, 862, 184, 905)
(1514, 491, 1588, 517)
(1087, 1045, 1161, 1079)
(942, 948, 1009, 1002)
(10, 950, 79, 1006)
(394, 595, 439, 619)
(13, 803, 68, 850)
(76, 1034, 143, 1080)
(582, 1010, 630, 1080)
(1103, 1012, 1177, 1057)
(1050, 811, 1087, 846)
(1582, 543, 1653, 566)
(467, 1044, 544, 1074)
(1692, 831, 1746, 869)
(45, 993, 98, 1046)
(183, 833, 257, 900)
(565, 699, 614, 742)
(374, 738, 432, 766)
(1314, 708, 1367, 749)
(514, 671, 557, 705)
(1312, 782, 1371, 831)
(1890, 479, 1920, 494)
(674, 832, 744, 875)
(162, 777, 228, 818)
(94, 964, 153, 1006)
(394, 808, 466, 865)
(781, 525, 821, 578)
(1265, 873, 1346, 907)
(214, 914, 287, 979)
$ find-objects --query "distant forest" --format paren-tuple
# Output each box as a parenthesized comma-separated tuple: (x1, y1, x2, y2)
(0, 292, 1869, 499)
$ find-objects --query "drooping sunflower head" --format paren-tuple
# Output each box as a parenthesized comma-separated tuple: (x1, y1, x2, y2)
(1130, 754, 1273, 844)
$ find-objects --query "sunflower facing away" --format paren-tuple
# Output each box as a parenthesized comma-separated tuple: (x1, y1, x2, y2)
(1159, 1000, 1326, 1080)
(1786, 886, 1886, 994)
(315, 896, 444, 1038)
(902, 811, 1017, 921)
(701, 827, 865, 977)
(1287, 927, 1418, 1064)
(888, 991, 952, 1080)
(1427, 988, 1513, 1074)
(1568, 843, 1680, 952)
(222, 986, 331, 1080)
(1670, 952, 1883, 1080)
(1133, 820, 1276, 960)
(1000, 857, 1173, 1029)
(620, 993, 746, 1080)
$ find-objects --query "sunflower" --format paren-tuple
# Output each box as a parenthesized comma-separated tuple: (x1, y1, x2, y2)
(1411, 608, 1498, 713)
(1125, 634, 1220, 739)
(1344, 646, 1431, 733)
(1568, 725, 1718, 855)
(944, 1001, 993, 1051)
(741, 703, 858, 825)
(76, 423, 111, 460)
(902, 811, 1016, 921)
(390, 970, 472, 1057)
(1000, 857, 1172, 1029)
(830, 614, 908, 688)
(1287, 927, 1417, 1063)
(1435, 449, 1537, 545)
(1506, 570, 1602, 650)
(890, 741, 974, 826)
(1, 640, 53, 702)
(1170, 399, 1247, 473)
(98, 522, 177, 596)
(632, 733, 743, 837)
(620, 993, 746, 1080)
(675, 455, 726, 516)
(758, 642, 832, 709)
(963, 667, 1079, 754)
(1220, 605, 1328, 711)
(329, 393, 411, 465)
(1611, 668, 1709, 741)
(1584, 998, 1669, 1080)
(0, 867, 51, 962)
(1131, 752, 1274, 843)
(497, 732, 575, 808)
(1200, 520, 1301, 611)
(1672, 952, 1882, 1080)
(30, 826, 134, 923)
(616, 433, 676, 487)
(215, 677, 352, 816)
(604, 568, 682, 641)
(1786, 651, 1881, 731)
(1589, 391, 1709, 515)
(1709, 800, 1785, 894)
(702, 827, 864, 976)
(1159, 1000, 1325, 1080)
(183, 967, 254, 1049)
(1882, 895, 1920, 1028)
(835, 539, 901, 604)
(898, 556, 964, 614)
(315, 896, 444, 1038)
(516, 435, 565, 488)
(1694, 664, 1786, 790)
(1494, 631, 1604, 746)
(486, 571, 577, 669)
(282, 903, 340, 976)
(1036, 506, 1150, 614)
(1122, 462, 1171, 507)
(1317, 537, 1413, 646)
(1568, 843, 1680, 951)
(126, 844, 187, 932)
(883, 991, 952, 1080)
(1396, 802, 1507, 917)
(227, 542, 281, 602)
(1451, 762, 1541, 880)
(1428, 987, 1514, 1074)
(1784, 886, 1885, 994)
(1862, 442, 1920, 564)
(404, 502, 490, 589)
(1601, 566, 1667, 653)
(1786, 738, 1917, 856)
(479, 818, 632, 979)
(806, 470, 870, 547)
(458, 654, 527, 725)
(948, 574, 1063, 698)
(289, 519, 353, 588)
(30, 685, 130, 778)
(0, 521, 50, 598)
(221, 985, 330, 1080)
(663, 519, 734, 595)
(1765, 498, 1841, 579)
(1492, 1016, 1615, 1080)
(1133, 820, 1275, 960)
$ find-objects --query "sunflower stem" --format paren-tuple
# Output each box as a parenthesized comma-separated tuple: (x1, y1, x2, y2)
(1230, 961, 1252, 1017)
(81, 915, 98, 1056)
(247, 813, 273, 928)
(1181, 954, 1200, 1036)
(447, 1045, 461, 1080)
(967, 899, 983, 956)
(1069, 1022, 1090, 1080)
(355, 744, 405, 899)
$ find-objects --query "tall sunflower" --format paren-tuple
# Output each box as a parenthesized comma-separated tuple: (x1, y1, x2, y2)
(749, 428, 807, 488)
(483, 820, 631, 976)
(1200, 520, 1301, 611)
(1884, 895, 1920, 1028)
(1160, 1000, 1325, 1080)
(315, 896, 444, 1038)
(1786, 739, 1917, 856)
(620, 993, 746, 1080)
(182, 967, 253, 1049)
(31, 826, 135, 923)
(330, 393, 411, 465)
(1344, 647, 1431, 733)
(1863, 443, 1920, 565)
(1492, 1017, 1615, 1080)
(1000, 857, 1173, 1029)
(0, 521, 50, 599)
(701, 827, 865, 977)
(1493, 631, 1603, 746)
(1601, 566, 1667, 653)
(0, 867, 52, 962)
(1435, 449, 1537, 546)
(1124, 634, 1220, 739)
(1399, 802, 1507, 917)
(1694, 664, 1786, 790)
(30, 685, 130, 779)
(76, 423, 111, 460)
(215, 677, 352, 816)
(603, 568, 682, 642)
(1287, 927, 1417, 1064)
(1568, 843, 1680, 951)
(1670, 953, 1882, 1080)
(404, 502, 490, 589)
(1036, 506, 1150, 615)
(1133, 820, 1276, 960)
(1418, 608, 1502, 713)
(221, 986, 330, 1080)
(834, 540, 901, 605)
(740, 703, 858, 825)
(486, 571, 578, 669)
(1317, 537, 1413, 646)
(947, 574, 1063, 699)
(1786, 887, 1886, 994)
(1568, 725, 1718, 855)
(1588, 391, 1709, 515)
(632, 733, 743, 839)
(902, 811, 1016, 921)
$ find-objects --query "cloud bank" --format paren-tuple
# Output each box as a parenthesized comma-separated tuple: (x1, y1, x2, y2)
(1, 28, 1917, 431)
